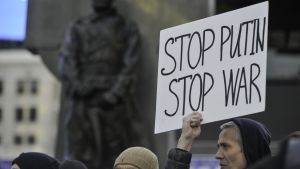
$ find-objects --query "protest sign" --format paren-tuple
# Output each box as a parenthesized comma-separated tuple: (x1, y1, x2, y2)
(155, 2, 269, 133)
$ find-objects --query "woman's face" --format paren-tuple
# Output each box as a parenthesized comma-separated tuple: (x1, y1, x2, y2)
(11, 164, 20, 169)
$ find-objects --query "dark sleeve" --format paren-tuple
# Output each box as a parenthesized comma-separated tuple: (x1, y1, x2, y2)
(165, 148, 192, 169)
(58, 22, 89, 96)
(103, 21, 141, 104)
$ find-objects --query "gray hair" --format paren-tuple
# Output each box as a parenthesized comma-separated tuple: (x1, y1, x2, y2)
(220, 121, 243, 149)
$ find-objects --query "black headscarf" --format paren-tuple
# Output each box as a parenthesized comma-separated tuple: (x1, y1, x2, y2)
(231, 118, 271, 166)
(12, 152, 60, 169)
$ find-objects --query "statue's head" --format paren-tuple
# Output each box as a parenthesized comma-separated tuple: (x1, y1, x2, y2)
(91, 0, 114, 9)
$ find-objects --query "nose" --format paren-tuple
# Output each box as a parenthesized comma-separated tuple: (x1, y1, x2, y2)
(215, 148, 224, 160)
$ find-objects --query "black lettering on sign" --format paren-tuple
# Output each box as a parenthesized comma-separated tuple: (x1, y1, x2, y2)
(164, 73, 214, 116)
(220, 17, 267, 61)
(164, 78, 179, 116)
(161, 38, 176, 76)
(202, 29, 215, 65)
(223, 63, 261, 106)
(187, 32, 202, 69)
(220, 26, 231, 62)
(175, 34, 191, 71)
(178, 75, 193, 115)
(250, 63, 261, 103)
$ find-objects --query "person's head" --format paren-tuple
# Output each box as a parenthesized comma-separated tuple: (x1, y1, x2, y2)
(215, 118, 271, 169)
(11, 152, 60, 169)
(91, 0, 114, 10)
(59, 160, 88, 169)
(249, 131, 300, 169)
(113, 147, 159, 169)
(215, 121, 247, 169)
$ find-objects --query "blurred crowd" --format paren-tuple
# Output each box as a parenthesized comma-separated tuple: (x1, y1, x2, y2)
(9, 112, 300, 169)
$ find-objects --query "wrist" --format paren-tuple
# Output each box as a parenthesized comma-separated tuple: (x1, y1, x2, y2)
(177, 137, 193, 151)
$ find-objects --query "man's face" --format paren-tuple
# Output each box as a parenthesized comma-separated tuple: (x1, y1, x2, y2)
(215, 128, 247, 169)
(114, 164, 139, 169)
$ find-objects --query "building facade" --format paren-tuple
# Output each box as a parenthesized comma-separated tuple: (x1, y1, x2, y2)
(0, 49, 61, 160)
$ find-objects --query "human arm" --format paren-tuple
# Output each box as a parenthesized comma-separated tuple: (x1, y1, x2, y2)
(165, 112, 203, 169)
(165, 148, 192, 169)
(177, 112, 203, 151)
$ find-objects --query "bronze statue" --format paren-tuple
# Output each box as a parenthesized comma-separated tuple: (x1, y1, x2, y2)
(58, 0, 143, 168)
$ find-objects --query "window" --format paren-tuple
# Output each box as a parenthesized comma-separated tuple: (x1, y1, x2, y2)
(16, 80, 25, 95)
(30, 80, 38, 95)
(29, 107, 37, 122)
(15, 107, 23, 122)
(0, 135, 2, 144)
(28, 135, 35, 145)
(14, 135, 22, 145)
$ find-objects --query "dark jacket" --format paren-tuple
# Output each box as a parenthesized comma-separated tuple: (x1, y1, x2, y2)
(165, 148, 192, 169)
(250, 138, 300, 169)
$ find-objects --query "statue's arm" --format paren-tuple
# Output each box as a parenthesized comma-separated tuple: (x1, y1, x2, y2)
(58, 23, 88, 97)
(104, 23, 141, 104)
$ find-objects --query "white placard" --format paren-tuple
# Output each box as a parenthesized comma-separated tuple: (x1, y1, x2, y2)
(155, 2, 269, 134)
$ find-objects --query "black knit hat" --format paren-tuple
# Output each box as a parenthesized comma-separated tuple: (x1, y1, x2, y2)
(12, 152, 60, 169)
(231, 118, 271, 166)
